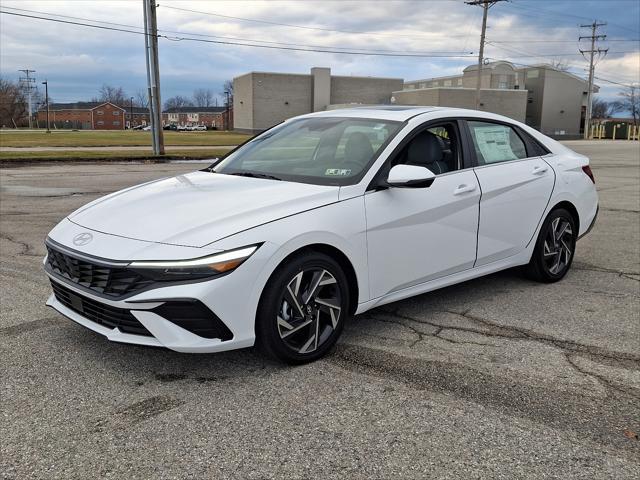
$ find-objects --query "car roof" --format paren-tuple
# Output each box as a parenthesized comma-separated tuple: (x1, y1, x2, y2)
(296, 106, 520, 123)
(298, 106, 443, 122)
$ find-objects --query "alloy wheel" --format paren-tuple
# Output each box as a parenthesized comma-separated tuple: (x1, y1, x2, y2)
(277, 268, 342, 354)
(543, 217, 574, 275)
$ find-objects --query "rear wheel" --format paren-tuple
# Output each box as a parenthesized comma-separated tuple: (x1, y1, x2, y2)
(256, 252, 349, 364)
(524, 208, 577, 282)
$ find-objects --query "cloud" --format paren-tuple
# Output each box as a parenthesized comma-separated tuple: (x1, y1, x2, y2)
(0, 0, 637, 103)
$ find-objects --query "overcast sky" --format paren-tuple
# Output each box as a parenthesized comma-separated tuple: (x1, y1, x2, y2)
(1, 0, 638, 105)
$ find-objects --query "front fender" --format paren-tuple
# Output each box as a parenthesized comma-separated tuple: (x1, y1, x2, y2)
(208, 196, 369, 324)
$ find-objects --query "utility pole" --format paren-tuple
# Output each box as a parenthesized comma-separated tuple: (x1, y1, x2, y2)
(42, 80, 50, 133)
(130, 96, 134, 129)
(466, 0, 505, 110)
(580, 21, 607, 139)
(142, 0, 164, 154)
(18, 69, 36, 128)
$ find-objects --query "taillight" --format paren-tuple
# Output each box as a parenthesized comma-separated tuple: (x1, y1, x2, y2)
(582, 165, 595, 184)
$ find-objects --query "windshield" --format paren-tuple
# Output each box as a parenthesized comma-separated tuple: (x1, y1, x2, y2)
(213, 117, 402, 185)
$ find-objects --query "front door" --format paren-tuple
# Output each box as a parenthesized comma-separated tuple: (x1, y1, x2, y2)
(365, 122, 480, 299)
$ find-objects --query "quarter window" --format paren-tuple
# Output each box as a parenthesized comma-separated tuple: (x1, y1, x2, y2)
(467, 121, 528, 165)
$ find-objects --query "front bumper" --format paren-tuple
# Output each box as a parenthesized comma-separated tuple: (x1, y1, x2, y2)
(45, 264, 260, 353)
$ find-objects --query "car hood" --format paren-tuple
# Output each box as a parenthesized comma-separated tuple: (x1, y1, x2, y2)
(69, 171, 339, 247)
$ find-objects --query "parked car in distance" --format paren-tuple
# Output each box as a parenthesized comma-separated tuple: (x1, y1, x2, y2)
(142, 125, 151, 131)
(44, 106, 598, 364)
(193, 125, 207, 131)
(164, 124, 177, 131)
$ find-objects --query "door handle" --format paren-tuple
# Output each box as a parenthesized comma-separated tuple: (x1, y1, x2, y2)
(453, 184, 476, 195)
(532, 165, 548, 175)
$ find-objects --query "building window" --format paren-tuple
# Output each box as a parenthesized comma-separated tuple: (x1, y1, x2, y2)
(499, 82, 508, 89)
(420, 83, 426, 89)
(113, 111, 120, 116)
(97, 121, 104, 125)
(526, 69, 539, 79)
(113, 121, 120, 126)
(96, 110, 104, 115)
(457, 78, 463, 86)
(444, 80, 452, 87)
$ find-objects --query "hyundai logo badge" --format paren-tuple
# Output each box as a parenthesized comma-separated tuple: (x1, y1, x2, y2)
(72, 232, 93, 246)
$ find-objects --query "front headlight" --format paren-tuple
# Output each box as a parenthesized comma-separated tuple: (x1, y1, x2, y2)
(128, 244, 260, 281)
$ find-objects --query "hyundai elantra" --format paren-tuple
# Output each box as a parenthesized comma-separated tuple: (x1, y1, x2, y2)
(44, 107, 598, 363)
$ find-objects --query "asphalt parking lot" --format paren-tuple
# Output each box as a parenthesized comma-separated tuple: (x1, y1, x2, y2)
(1, 140, 639, 479)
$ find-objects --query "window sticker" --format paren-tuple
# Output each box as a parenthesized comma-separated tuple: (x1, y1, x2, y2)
(473, 126, 518, 163)
(325, 168, 352, 176)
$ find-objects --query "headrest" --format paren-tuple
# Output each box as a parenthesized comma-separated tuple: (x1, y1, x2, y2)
(407, 131, 444, 165)
(344, 132, 374, 164)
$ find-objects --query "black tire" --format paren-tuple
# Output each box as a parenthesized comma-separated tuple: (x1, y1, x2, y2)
(524, 208, 577, 283)
(255, 251, 349, 364)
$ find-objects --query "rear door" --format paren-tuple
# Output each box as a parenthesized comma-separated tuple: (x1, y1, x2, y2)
(466, 120, 555, 266)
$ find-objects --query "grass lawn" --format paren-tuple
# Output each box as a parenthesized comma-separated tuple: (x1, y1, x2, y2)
(0, 130, 251, 148)
(0, 148, 229, 163)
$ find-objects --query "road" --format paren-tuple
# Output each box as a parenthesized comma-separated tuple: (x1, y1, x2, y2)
(1, 140, 638, 479)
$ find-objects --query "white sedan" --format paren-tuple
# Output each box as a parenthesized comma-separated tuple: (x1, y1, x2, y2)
(44, 107, 598, 363)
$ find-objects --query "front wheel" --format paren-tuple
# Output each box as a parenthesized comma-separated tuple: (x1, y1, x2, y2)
(524, 208, 577, 282)
(256, 252, 349, 364)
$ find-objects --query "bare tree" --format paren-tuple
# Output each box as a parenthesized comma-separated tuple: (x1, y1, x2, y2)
(550, 60, 571, 72)
(220, 80, 234, 106)
(193, 88, 214, 107)
(163, 95, 194, 110)
(591, 97, 623, 119)
(135, 89, 149, 108)
(95, 84, 128, 106)
(0, 77, 28, 127)
(617, 85, 640, 125)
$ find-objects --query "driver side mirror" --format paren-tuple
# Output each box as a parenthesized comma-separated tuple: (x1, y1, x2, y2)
(386, 164, 436, 188)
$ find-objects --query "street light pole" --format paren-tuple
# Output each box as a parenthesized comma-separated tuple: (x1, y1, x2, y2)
(42, 80, 50, 133)
(130, 96, 134, 129)
(225, 89, 230, 131)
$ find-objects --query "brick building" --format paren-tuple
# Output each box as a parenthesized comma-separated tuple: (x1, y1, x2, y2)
(125, 106, 151, 128)
(37, 102, 126, 130)
(163, 106, 232, 129)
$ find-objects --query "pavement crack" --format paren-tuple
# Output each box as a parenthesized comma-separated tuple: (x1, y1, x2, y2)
(573, 262, 640, 278)
(564, 353, 640, 400)
(0, 233, 40, 257)
(371, 308, 640, 370)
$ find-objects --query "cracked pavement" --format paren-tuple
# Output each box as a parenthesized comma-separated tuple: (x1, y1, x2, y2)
(1, 140, 639, 479)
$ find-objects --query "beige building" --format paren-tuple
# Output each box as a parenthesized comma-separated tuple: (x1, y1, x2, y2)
(393, 87, 528, 122)
(402, 61, 596, 138)
(233, 67, 403, 132)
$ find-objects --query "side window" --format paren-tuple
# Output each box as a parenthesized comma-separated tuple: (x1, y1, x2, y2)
(391, 122, 461, 175)
(467, 121, 528, 165)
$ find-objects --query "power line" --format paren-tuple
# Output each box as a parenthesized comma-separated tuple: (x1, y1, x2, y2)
(0, 5, 472, 55)
(489, 38, 639, 43)
(0, 10, 476, 58)
(161, 4, 475, 39)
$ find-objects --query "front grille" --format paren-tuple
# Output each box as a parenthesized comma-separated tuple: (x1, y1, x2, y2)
(51, 280, 153, 337)
(46, 245, 154, 298)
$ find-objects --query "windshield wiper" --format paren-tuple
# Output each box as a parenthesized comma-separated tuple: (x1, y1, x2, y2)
(226, 171, 282, 181)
